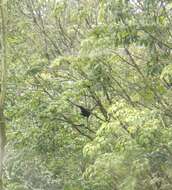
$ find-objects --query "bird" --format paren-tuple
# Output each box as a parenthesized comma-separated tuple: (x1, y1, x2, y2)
(67, 99, 91, 118)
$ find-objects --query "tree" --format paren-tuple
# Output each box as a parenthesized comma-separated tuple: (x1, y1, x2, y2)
(0, 0, 7, 189)
(3, 0, 172, 189)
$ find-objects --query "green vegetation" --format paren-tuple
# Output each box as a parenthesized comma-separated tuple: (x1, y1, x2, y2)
(1, 0, 172, 189)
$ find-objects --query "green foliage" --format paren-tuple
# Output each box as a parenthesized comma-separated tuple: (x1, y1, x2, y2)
(83, 101, 172, 189)
(4, 0, 172, 189)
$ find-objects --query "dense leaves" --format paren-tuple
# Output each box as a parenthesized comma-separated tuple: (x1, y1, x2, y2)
(2, 0, 172, 189)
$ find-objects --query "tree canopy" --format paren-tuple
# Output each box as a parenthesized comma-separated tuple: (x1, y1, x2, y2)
(1, 0, 172, 189)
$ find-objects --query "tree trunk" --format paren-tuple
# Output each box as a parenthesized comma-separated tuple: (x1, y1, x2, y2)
(0, 112, 6, 189)
(0, 0, 7, 189)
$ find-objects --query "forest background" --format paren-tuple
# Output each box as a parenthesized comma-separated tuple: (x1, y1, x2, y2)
(1, 0, 172, 189)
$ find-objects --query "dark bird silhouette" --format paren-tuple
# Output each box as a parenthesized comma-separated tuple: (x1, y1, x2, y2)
(67, 99, 96, 118)
(78, 105, 91, 118)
